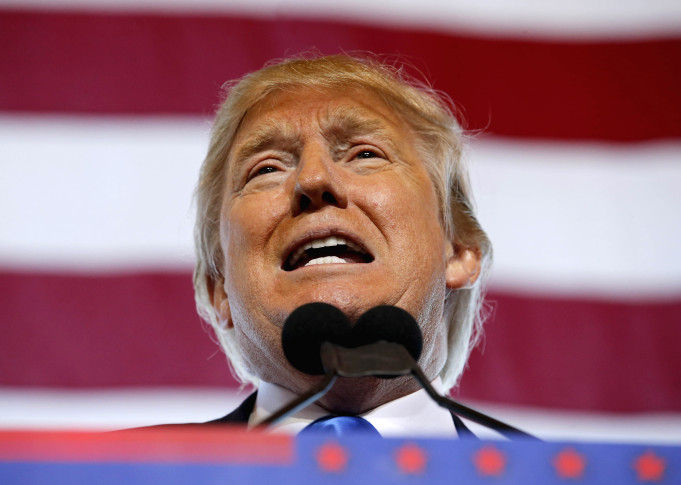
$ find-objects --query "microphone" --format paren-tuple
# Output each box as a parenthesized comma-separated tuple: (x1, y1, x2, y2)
(282, 302, 353, 375)
(354, 305, 423, 360)
(318, 305, 423, 379)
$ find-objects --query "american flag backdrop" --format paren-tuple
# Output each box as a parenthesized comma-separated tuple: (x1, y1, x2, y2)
(1, 0, 680, 442)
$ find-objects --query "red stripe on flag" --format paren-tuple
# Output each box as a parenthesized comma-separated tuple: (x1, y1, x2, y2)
(0, 270, 238, 388)
(1, 271, 680, 412)
(458, 291, 681, 413)
(1, 9, 680, 141)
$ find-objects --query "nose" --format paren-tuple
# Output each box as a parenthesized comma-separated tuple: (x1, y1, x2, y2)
(293, 145, 348, 214)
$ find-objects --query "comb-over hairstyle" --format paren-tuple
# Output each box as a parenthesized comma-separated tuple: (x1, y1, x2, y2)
(194, 54, 492, 390)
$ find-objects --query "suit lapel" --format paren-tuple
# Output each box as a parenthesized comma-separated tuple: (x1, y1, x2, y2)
(207, 391, 257, 424)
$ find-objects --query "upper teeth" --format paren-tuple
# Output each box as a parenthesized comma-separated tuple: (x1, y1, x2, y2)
(289, 236, 363, 267)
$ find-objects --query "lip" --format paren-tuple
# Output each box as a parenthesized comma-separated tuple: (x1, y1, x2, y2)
(281, 227, 374, 271)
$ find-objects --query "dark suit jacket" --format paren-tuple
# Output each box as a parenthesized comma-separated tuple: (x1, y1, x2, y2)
(207, 392, 477, 438)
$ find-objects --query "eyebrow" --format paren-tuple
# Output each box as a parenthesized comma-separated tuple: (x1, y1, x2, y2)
(231, 120, 302, 163)
(321, 105, 397, 150)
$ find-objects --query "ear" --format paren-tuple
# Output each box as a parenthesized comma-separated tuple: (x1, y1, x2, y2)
(445, 244, 481, 290)
(208, 275, 233, 329)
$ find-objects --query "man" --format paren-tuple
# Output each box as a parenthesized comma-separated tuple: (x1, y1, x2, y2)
(193, 54, 492, 436)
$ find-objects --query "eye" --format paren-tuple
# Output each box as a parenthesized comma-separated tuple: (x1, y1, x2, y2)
(247, 164, 280, 181)
(256, 166, 278, 176)
(355, 149, 380, 159)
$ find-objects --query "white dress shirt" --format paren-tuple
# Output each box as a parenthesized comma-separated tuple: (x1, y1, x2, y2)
(248, 378, 458, 438)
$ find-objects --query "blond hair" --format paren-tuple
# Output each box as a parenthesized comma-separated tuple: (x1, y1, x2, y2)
(194, 54, 492, 390)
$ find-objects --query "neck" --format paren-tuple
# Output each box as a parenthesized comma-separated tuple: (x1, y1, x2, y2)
(304, 374, 424, 415)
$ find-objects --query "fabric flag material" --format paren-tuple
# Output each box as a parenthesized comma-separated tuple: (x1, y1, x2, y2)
(1, 0, 680, 441)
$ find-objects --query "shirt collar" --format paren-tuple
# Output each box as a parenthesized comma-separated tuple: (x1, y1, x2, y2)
(249, 378, 458, 438)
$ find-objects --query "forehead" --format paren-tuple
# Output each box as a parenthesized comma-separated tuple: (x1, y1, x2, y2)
(232, 86, 416, 146)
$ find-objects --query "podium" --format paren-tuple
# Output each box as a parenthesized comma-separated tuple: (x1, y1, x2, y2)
(1, 427, 678, 484)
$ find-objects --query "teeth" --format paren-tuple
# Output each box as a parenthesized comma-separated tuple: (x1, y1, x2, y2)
(288, 236, 365, 268)
(303, 236, 347, 252)
(305, 256, 347, 266)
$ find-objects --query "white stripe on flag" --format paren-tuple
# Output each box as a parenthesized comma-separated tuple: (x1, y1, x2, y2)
(0, 115, 208, 270)
(469, 137, 681, 300)
(3, 0, 681, 38)
(2, 115, 680, 300)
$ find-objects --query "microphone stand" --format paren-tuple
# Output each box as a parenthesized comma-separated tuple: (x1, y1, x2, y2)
(322, 341, 539, 441)
(409, 355, 538, 440)
(256, 341, 538, 440)
(254, 340, 406, 427)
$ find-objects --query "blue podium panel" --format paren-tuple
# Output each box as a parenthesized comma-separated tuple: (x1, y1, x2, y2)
(0, 428, 678, 484)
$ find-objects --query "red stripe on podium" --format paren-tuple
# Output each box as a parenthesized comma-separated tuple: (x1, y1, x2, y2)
(0, 428, 293, 464)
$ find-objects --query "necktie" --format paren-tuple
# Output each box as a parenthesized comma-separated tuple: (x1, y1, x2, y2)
(299, 415, 381, 437)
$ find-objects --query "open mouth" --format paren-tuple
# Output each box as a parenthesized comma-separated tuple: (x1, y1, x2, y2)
(283, 236, 374, 271)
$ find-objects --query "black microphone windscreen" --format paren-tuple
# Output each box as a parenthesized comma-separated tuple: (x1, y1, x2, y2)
(353, 305, 423, 361)
(281, 302, 352, 375)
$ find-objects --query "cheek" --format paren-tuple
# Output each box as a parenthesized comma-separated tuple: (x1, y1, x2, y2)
(218, 199, 278, 314)
(369, 175, 445, 252)
(222, 194, 285, 258)
(363, 175, 419, 229)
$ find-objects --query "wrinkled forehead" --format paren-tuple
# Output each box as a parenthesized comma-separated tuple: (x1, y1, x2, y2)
(236, 85, 414, 140)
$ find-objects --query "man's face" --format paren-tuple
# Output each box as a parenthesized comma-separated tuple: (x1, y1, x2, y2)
(215, 87, 460, 395)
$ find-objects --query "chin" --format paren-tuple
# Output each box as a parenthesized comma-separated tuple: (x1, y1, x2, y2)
(300, 291, 383, 323)
(319, 375, 421, 414)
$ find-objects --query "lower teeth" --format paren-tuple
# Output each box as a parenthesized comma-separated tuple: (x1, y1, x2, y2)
(304, 256, 347, 266)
